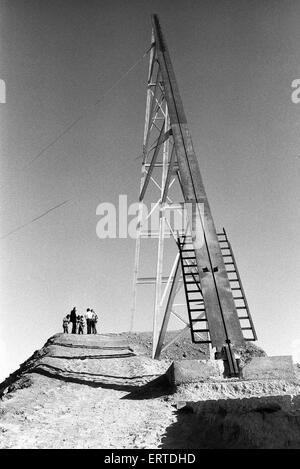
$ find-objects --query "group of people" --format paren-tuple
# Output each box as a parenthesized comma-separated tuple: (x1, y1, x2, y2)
(62, 307, 98, 335)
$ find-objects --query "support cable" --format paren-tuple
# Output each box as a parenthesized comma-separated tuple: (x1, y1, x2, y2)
(0, 48, 151, 193)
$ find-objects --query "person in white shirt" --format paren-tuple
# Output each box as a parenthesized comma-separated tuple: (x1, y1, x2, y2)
(85, 308, 93, 334)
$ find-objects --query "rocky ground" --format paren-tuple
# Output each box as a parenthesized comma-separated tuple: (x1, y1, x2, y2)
(0, 331, 300, 449)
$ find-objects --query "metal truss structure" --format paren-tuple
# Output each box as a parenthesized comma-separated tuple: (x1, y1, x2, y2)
(131, 15, 257, 374)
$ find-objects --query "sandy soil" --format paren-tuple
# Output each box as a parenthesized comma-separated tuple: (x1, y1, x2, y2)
(0, 332, 299, 449)
(0, 374, 178, 449)
(0, 333, 176, 449)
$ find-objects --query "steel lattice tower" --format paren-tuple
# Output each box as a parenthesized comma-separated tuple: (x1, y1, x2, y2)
(132, 15, 257, 374)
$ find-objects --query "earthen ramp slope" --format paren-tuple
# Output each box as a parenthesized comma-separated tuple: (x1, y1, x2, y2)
(1, 332, 300, 449)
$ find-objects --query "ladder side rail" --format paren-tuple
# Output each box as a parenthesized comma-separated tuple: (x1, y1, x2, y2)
(223, 229, 257, 341)
(178, 239, 195, 343)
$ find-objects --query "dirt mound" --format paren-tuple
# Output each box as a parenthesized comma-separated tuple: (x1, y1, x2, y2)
(0, 333, 175, 449)
(0, 333, 170, 396)
(119, 330, 209, 360)
(0, 331, 299, 449)
(0, 330, 266, 395)
(119, 330, 267, 364)
(233, 342, 267, 367)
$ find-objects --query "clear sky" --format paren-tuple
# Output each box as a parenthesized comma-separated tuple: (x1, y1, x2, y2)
(0, 0, 300, 382)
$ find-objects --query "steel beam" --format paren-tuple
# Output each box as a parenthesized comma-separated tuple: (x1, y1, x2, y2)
(151, 14, 245, 348)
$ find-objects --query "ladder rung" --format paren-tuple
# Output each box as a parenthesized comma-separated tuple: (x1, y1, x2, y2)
(241, 327, 253, 331)
(190, 318, 207, 322)
(187, 292, 203, 297)
(192, 329, 210, 333)
(224, 262, 234, 265)
(238, 316, 249, 320)
(194, 341, 212, 344)
(189, 308, 205, 312)
(226, 270, 236, 273)
(181, 249, 195, 252)
(236, 306, 246, 309)
(188, 299, 204, 302)
(231, 287, 241, 291)
(233, 297, 244, 300)
(192, 339, 212, 344)
(185, 281, 200, 284)
(222, 254, 232, 257)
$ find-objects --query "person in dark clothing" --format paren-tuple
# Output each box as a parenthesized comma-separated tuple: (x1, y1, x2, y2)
(75, 314, 81, 334)
(70, 307, 77, 334)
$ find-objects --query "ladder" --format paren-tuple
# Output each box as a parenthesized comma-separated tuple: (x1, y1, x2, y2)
(178, 235, 210, 344)
(217, 228, 257, 342)
(178, 229, 257, 345)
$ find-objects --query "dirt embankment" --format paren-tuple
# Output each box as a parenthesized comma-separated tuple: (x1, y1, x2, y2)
(0, 331, 300, 449)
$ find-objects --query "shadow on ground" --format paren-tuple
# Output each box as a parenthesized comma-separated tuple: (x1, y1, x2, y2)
(159, 396, 300, 449)
(123, 375, 175, 400)
(30, 367, 139, 393)
(28, 364, 173, 398)
(42, 353, 135, 360)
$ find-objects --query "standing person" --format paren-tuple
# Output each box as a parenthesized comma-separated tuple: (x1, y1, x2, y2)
(91, 309, 98, 334)
(75, 313, 81, 334)
(70, 307, 77, 334)
(78, 315, 85, 335)
(85, 308, 93, 334)
(62, 314, 70, 333)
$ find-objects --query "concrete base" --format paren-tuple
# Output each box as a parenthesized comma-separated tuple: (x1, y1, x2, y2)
(166, 359, 222, 386)
(166, 356, 296, 386)
(241, 356, 296, 381)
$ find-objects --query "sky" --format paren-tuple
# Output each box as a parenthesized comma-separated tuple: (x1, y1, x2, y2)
(0, 0, 300, 382)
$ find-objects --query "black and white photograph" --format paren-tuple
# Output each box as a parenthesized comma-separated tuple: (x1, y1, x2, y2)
(0, 0, 300, 452)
